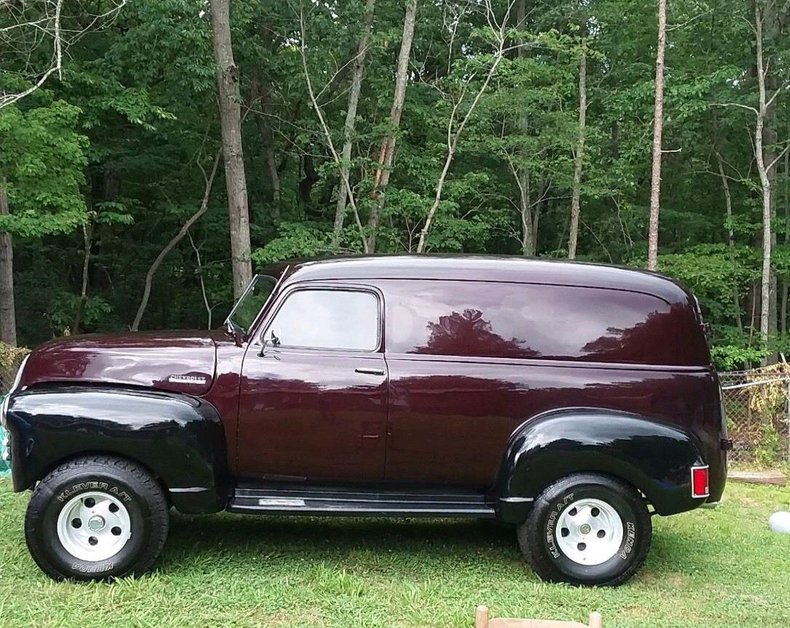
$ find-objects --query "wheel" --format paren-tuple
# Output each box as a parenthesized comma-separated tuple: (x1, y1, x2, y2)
(25, 455, 169, 581)
(517, 473, 651, 586)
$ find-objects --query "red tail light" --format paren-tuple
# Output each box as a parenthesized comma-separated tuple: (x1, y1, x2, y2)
(691, 465, 710, 498)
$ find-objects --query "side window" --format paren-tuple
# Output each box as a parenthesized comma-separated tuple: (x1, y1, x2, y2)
(266, 289, 380, 351)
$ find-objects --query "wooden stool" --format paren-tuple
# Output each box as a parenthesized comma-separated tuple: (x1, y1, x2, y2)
(475, 605, 603, 628)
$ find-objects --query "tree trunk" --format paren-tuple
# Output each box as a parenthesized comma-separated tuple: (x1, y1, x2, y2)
(764, 0, 779, 351)
(72, 222, 93, 335)
(332, 0, 376, 248)
(754, 2, 775, 352)
(0, 178, 16, 346)
(567, 45, 587, 260)
(251, 77, 281, 220)
(132, 151, 222, 331)
(209, 0, 252, 299)
(513, 0, 536, 258)
(782, 127, 790, 335)
(647, 0, 667, 271)
(716, 151, 742, 331)
(519, 167, 532, 255)
(367, 0, 417, 252)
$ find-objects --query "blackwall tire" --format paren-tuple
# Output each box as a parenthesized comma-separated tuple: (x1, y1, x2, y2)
(24, 455, 169, 581)
(517, 473, 652, 586)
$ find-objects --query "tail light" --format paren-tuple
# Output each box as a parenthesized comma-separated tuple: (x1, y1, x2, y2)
(691, 465, 710, 498)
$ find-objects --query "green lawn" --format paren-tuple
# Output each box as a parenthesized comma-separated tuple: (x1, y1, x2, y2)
(1, 479, 789, 627)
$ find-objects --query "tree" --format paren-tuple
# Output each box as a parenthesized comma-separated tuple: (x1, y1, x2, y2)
(2, 0, 788, 374)
(0, 0, 127, 344)
(647, 0, 667, 271)
(332, 0, 377, 247)
(368, 0, 417, 252)
(132, 149, 221, 331)
(0, 101, 87, 344)
(0, 178, 14, 344)
(416, 0, 514, 253)
(209, 0, 252, 299)
(0, 1, 126, 109)
(752, 0, 787, 350)
(567, 42, 587, 259)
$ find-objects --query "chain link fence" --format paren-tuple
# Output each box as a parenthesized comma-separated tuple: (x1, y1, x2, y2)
(720, 366, 790, 469)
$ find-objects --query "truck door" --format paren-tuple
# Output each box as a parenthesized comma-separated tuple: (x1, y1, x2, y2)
(237, 286, 388, 483)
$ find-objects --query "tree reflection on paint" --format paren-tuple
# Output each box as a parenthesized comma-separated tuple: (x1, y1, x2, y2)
(414, 308, 539, 359)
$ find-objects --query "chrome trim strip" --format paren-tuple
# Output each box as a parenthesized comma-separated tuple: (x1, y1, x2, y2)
(169, 487, 212, 494)
(500, 497, 534, 503)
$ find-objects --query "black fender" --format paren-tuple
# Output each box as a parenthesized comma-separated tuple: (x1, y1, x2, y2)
(495, 408, 706, 523)
(5, 386, 229, 513)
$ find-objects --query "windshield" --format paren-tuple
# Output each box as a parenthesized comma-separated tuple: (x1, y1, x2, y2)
(225, 275, 278, 335)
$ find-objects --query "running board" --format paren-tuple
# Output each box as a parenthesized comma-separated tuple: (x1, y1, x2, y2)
(227, 484, 496, 518)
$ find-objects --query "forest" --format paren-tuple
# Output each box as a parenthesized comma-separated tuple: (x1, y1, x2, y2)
(1, 0, 789, 370)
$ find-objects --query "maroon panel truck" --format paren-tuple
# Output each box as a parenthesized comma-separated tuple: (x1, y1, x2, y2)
(1, 256, 728, 585)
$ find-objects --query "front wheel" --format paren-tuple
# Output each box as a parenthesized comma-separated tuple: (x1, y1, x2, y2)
(25, 455, 169, 581)
(517, 473, 652, 586)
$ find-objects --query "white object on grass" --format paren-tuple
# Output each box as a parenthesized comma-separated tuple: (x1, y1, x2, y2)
(768, 511, 790, 534)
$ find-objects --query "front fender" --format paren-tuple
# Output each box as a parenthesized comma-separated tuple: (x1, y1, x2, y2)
(5, 386, 229, 513)
(496, 409, 706, 523)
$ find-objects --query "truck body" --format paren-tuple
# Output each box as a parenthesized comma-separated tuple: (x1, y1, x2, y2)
(2, 256, 728, 584)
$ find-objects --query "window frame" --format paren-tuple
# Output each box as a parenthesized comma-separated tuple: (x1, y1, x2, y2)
(258, 283, 384, 353)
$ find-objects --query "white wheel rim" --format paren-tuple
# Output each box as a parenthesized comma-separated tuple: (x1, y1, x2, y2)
(56, 491, 132, 562)
(555, 498, 624, 566)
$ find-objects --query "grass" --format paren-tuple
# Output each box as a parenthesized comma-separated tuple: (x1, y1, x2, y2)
(1, 479, 789, 627)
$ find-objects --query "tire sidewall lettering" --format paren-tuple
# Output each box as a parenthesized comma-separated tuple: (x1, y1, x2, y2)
(70, 561, 115, 574)
(619, 521, 637, 560)
(56, 481, 133, 504)
(545, 492, 575, 559)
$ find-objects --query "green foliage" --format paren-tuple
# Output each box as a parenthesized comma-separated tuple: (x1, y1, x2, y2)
(0, 100, 88, 237)
(711, 343, 770, 372)
(658, 245, 758, 324)
(252, 222, 336, 266)
(0, 0, 787, 372)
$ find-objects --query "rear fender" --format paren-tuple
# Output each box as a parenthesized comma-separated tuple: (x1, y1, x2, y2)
(5, 386, 229, 513)
(495, 409, 706, 523)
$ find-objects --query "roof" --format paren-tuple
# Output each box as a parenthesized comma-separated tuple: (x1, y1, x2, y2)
(267, 255, 693, 305)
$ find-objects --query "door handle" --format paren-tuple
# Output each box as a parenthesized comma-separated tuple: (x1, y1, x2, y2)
(354, 367, 385, 376)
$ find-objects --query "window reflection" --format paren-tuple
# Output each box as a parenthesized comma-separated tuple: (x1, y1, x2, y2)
(384, 280, 671, 363)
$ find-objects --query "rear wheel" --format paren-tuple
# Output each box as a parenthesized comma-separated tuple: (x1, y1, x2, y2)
(517, 473, 651, 586)
(25, 455, 169, 581)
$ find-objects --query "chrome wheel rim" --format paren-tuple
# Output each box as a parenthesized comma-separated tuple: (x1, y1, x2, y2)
(56, 491, 132, 562)
(555, 498, 623, 566)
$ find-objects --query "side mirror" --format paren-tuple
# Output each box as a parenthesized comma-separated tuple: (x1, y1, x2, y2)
(259, 327, 281, 357)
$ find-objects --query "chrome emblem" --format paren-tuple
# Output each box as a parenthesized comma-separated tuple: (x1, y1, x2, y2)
(167, 375, 207, 385)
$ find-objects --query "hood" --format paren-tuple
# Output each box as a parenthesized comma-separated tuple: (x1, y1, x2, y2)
(18, 330, 219, 396)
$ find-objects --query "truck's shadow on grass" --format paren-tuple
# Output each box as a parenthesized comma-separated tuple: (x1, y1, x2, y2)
(159, 511, 702, 580)
(163, 512, 520, 566)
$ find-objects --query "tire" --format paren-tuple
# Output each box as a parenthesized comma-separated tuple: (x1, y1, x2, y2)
(25, 455, 169, 581)
(517, 473, 651, 586)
